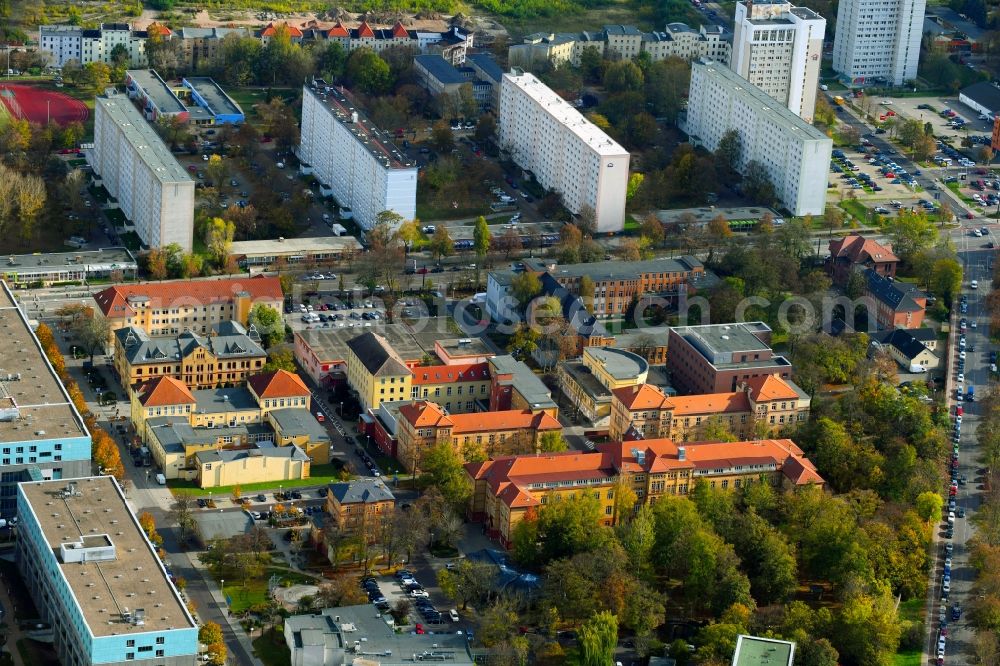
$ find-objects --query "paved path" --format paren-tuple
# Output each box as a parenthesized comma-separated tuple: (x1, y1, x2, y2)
(0, 556, 25, 666)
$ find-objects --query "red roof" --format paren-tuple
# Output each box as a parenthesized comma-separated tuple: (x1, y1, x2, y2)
(328, 21, 349, 37)
(412, 362, 490, 386)
(391, 21, 409, 38)
(357, 21, 375, 37)
(93, 276, 282, 319)
(465, 451, 618, 507)
(146, 22, 172, 36)
(828, 233, 899, 265)
(613, 377, 802, 416)
(262, 22, 303, 37)
(247, 369, 310, 399)
(402, 401, 560, 434)
(135, 376, 195, 407)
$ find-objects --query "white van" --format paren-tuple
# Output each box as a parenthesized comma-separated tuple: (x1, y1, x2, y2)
(155, 473, 166, 485)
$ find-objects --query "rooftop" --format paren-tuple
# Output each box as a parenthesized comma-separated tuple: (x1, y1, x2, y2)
(523, 255, 704, 283)
(248, 369, 310, 399)
(346, 331, 411, 378)
(503, 71, 629, 158)
(2, 247, 136, 273)
(0, 281, 89, 444)
(146, 417, 251, 453)
(18, 476, 195, 636)
(329, 478, 395, 505)
(228, 235, 362, 257)
(488, 355, 557, 411)
(191, 387, 260, 414)
(305, 82, 415, 170)
(732, 635, 795, 666)
(268, 408, 331, 442)
(672, 322, 772, 356)
(178, 26, 251, 39)
(828, 233, 899, 265)
(414, 54, 466, 85)
(435, 337, 493, 362)
(195, 444, 309, 465)
(412, 361, 491, 386)
(692, 60, 830, 142)
(116, 321, 265, 366)
(863, 269, 926, 313)
(95, 95, 193, 184)
(962, 81, 1000, 112)
(399, 400, 561, 434)
(135, 376, 196, 407)
(466, 53, 504, 82)
(93, 275, 282, 319)
(584, 346, 648, 381)
(182, 77, 243, 118)
(125, 69, 186, 115)
(297, 323, 432, 366)
(878, 329, 936, 361)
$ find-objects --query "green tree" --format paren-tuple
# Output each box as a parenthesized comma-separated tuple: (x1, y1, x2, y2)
(82, 61, 111, 93)
(603, 61, 644, 93)
(535, 492, 604, 563)
(473, 216, 491, 261)
(507, 324, 540, 360)
(930, 257, 963, 304)
(421, 441, 473, 510)
(345, 48, 392, 95)
(314, 41, 347, 80)
(578, 611, 618, 666)
(578, 274, 595, 314)
(429, 225, 454, 260)
(796, 639, 840, 666)
(885, 209, 937, 261)
(262, 348, 296, 373)
(538, 431, 568, 452)
(715, 128, 742, 174)
(834, 586, 903, 666)
(247, 303, 283, 348)
(742, 160, 776, 205)
(698, 416, 737, 442)
(430, 120, 454, 153)
(204, 216, 234, 264)
(510, 271, 542, 309)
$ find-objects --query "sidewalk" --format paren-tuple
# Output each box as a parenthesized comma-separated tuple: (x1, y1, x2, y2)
(0, 559, 25, 666)
(185, 554, 264, 666)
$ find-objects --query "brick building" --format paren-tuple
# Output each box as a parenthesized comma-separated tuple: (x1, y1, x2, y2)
(666, 322, 792, 394)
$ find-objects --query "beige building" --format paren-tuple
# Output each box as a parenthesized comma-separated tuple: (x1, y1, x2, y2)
(196, 444, 310, 488)
(558, 347, 649, 425)
(325, 478, 396, 538)
(93, 275, 283, 347)
(345, 331, 414, 413)
(609, 375, 811, 442)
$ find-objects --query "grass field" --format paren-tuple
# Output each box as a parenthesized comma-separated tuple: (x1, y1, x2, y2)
(167, 462, 347, 497)
(227, 88, 299, 121)
(840, 199, 870, 222)
(0, 98, 10, 129)
(220, 568, 318, 614)
(499, 0, 649, 39)
(253, 627, 291, 666)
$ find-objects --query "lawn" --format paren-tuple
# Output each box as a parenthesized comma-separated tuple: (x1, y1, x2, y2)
(227, 88, 299, 121)
(415, 200, 488, 222)
(168, 462, 347, 497)
(220, 569, 317, 614)
(840, 199, 870, 222)
(253, 627, 291, 666)
(623, 215, 640, 233)
(892, 651, 922, 666)
(498, 0, 651, 39)
(898, 598, 924, 623)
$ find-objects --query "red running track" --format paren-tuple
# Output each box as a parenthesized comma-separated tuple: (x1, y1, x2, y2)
(0, 84, 89, 126)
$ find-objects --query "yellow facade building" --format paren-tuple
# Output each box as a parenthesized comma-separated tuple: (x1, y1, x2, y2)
(608, 375, 811, 442)
(467, 438, 823, 547)
(195, 444, 310, 488)
(557, 347, 649, 424)
(345, 331, 413, 412)
(325, 478, 396, 537)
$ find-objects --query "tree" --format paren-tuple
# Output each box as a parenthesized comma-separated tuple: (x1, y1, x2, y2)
(437, 559, 497, 610)
(345, 48, 393, 94)
(170, 496, 198, 544)
(262, 348, 296, 373)
(204, 216, 235, 265)
(429, 225, 454, 260)
(206, 642, 227, 666)
(473, 216, 491, 261)
(145, 249, 168, 280)
(699, 416, 737, 442)
(603, 61, 644, 93)
(742, 160, 776, 205)
(507, 325, 540, 360)
(421, 441, 473, 510)
(885, 210, 937, 261)
(915, 491, 944, 524)
(431, 120, 454, 153)
(199, 622, 224, 646)
(715, 129, 742, 174)
(82, 61, 111, 93)
(578, 274, 595, 314)
(930, 258, 963, 304)
(68, 310, 111, 362)
(578, 611, 618, 666)
(317, 575, 368, 607)
(510, 272, 542, 310)
(247, 304, 283, 348)
(834, 586, 903, 665)
(538, 431, 568, 453)
(474, 113, 496, 143)
(314, 41, 347, 80)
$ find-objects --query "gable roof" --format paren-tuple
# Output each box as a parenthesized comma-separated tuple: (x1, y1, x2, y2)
(116, 321, 266, 366)
(391, 21, 409, 38)
(248, 369, 310, 399)
(828, 233, 899, 266)
(412, 362, 491, 386)
(329, 478, 396, 505)
(357, 21, 376, 37)
(135, 376, 196, 407)
(465, 451, 619, 507)
(539, 272, 607, 339)
(880, 329, 936, 360)
(612, 376, 805, 414)
(327, 21, 349, 37)
(962, 81, 1000, 114)
(346, 331, 411, 378)
(863, 269, 926, 313)
(400, 400, 562, 434)
(743, 374, 802, 402)
(93, 276, 282, 319)
(261, 22, 303, 37)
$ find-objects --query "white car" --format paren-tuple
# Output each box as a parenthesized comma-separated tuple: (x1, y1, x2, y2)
(410, 589, 430, 599)
(972, 321, 978, 329)
(449, 609, 460, 622)
(958, 373, 965, 383)
(972, 280, 979, 289)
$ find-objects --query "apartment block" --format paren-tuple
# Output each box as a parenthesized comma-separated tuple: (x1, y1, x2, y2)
(281, 20, 472, 63)
(125, 69, 188, 122)
(682, 59, 832, 216)
(396, 400, 562, 472)
(609, 376, 811, 441)
(833, 0, 926, 86)
(39, 23, 150, 67)
(345, 331, 414, 413)
(667, 322, 793, 394)
(93, 275, 283, 347)
(731, 1, 826, 122)
(175, 26, 251, 69)
(17, 476, 197, 666)
(510, 22, 731, 68)
(113, 321, 266, 393)
(90, 94, 195, 251)
(0, 282, 92, 518)
(498, 71, 630, 233)
(413, 54, 498, 113)
(299, 82, 417, 230)
(467, 438, 823, 547)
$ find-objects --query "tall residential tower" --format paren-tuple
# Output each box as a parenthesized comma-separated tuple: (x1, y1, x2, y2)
(833, 0, 926, 86)
(731, 0, 826, 122)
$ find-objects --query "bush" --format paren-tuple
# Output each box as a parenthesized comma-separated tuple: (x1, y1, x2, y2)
(898, 620, 924, 651)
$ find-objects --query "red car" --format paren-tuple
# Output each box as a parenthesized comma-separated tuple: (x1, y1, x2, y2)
(967, 212, 975, 219)
(415, 623, 425, 634)
(187, 165, 198, 172)
(956, 406, 964, 416)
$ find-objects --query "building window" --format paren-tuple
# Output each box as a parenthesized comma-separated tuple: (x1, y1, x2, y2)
(126, 654, 134, 661)
(127, 641, 135, 648)
(605, 505, 613, 515)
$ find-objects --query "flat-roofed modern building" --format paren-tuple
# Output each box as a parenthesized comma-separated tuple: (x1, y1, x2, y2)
(682, 59, 831, 216)
(667, 321, 793, 394)
(0, 247, 137, 289)
(498, 71, 630, 233)
(299, 81, 417, 230)
(180, 78, 244, 125)
(0, 281, 92, 517)
(17, 476, 198, 666)
(731, 0, 826, 122)
(833, 0, 925, 86)
(125, 69, 187, 122)
(733, 635, 795, 666)
(229, 236, 362, 268)
(91, 94, 195, 251)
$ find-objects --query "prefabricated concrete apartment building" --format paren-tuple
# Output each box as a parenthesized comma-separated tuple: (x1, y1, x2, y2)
(497, 70, 630, 233)
(91, 94, 195, 251)
(299, 81, 417, 230)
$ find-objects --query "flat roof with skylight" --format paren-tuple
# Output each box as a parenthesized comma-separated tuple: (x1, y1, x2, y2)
(95, 95, 193, 184)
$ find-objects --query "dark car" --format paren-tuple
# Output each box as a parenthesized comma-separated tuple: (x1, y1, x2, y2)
(257, 494, 267, 502)
(197, 498, 207, 508)
(290, 490, 302, 499)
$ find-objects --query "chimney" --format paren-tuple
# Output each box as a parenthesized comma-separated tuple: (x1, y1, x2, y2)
(677, 446, 686, 461)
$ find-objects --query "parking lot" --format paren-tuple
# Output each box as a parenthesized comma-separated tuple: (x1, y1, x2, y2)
(830, 146, 923, 202)
(885, 95, 993, 141)
(361, 570, 460, 629)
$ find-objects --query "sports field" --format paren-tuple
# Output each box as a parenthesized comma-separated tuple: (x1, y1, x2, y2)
(0, 84, 89, 125)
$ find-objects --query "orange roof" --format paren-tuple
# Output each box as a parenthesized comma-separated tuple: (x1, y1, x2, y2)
(829, 233, 899, 265)
(328, 21, 349, 37)
(669, 391, 750, 416)
(94, 276, 282, 319)
(247, 369, 310, 399)
(391, 21, 409, 38)
(135, 376, 195, 407)
(262, 22, 303, 37)
(357, 21, 375, 37)
(412, 362, 490, 386)
(402, 401, 561, 434)
(146, 22, 172, 36)
(465, 451, 618, 507)
(744, 374, 801, 402)
(612, 384, 672, 411)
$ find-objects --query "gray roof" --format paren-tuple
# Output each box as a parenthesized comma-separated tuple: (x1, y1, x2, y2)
(672, 321, 772, 354)
(146, 417, 249, 453)
(179, 26, 251, 39)
(414, 54, 466, 85)
(116, 320, 265, 365)
(126, 69, 186, 114)
(191, 387, 260, 414)
(94, 95, 192, 184)
(182, 77, 243, 118)
(2, 247, 136, 273)
(329, 478, 395, 505)
(195, 444, 308, 465)
(466, 53, 503, 82)
(524, 256, 704, 283)
(539, 272, 607, 340)
(584, 347, 648, 381)
(961, 82, 1000, 113)
(603, 24, 642, 35)
(878, 329, 936, 361)
(488, 355, 557, 410)
(268, 408, 331, 442)
(346, 331, 411, 377)
(904, 327, 937, 343)
(863, 269, 925, 313)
